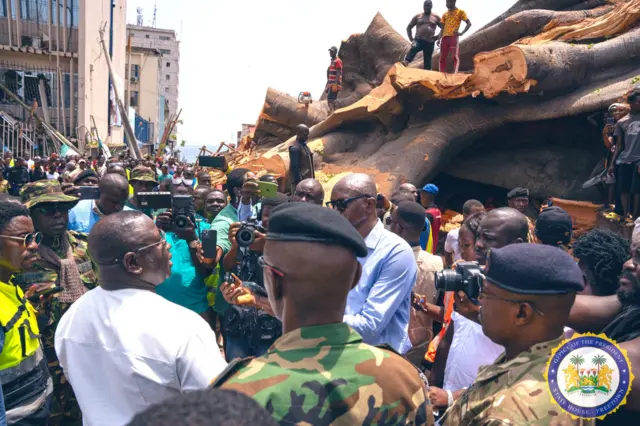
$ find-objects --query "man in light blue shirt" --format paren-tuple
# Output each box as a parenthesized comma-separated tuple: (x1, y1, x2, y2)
(329, 174, 417, 354)
(68, 174, 131, 233)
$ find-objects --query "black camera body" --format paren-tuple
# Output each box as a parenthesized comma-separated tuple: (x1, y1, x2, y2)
(236, 219, 264, 248)
(434, 261, 483, 303)
(172, 195, 196, 230)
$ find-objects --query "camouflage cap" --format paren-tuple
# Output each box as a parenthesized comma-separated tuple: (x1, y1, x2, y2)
(130, 166, 158, 183)
(20, 181, 80, 209)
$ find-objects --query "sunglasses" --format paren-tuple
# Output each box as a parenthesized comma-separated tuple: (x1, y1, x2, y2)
(0, 232, 43, 247)
(33, 203, 75, 216)
(258, 256, 285, 278)
(326, 194, 372, 212)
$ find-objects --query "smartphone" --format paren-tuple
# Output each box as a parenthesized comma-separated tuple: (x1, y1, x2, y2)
(201, 229, 218, 258)
(28, 286, 64, 303)
(77, 186, 101, 200)
(198, 156, 226, 169)
(138, 192, 172, 209)
(606, 116, 615, 126)
(258, 181, 278, 199)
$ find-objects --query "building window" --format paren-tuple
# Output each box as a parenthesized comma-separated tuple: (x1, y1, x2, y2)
(159, 49, 171, 55)
(130, 91, 139, 107)
(159, 36, 170, 41)
(131, 65, 140, 79)
(145, 34, 150, 39)
(130, 32, 135, 37)
(166, 75, 170, 81)
(166, 62, 170, 67)
(165, 87, 169, 93)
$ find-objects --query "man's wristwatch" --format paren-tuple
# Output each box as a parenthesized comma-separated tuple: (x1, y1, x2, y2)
(188, 240, 200, 249)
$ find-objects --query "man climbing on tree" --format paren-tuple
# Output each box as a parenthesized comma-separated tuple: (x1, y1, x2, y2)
(438, 0, 471, 74)
(325, 46, 343, 111)
(403, 0, 441, 70)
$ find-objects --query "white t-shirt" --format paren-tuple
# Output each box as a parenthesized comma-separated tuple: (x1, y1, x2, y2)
(55, 287, 226, 426)
(443, 312, 504, 391)
(444, 228, 462, 262)
(46, 172, 59, 180)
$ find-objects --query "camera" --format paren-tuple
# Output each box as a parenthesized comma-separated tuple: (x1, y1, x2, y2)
(172, 195, 196, 230)
(236, 219, 263, 248)
(434, 261, 483, 302)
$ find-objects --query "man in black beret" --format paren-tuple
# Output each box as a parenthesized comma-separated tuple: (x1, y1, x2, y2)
(214, 203, 433, 425)
(507, 187, 535, 242)
(534, 206, 573, 249)
(441, 244, 586, 426)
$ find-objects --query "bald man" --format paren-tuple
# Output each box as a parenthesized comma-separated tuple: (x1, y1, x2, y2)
(288, 124, 315, 192)
(475, 207, 529, 265)
(68, 173, 133, 233)
(399, 183, 420, 202)
(329, 173, 417, 353)
(56, 212, 226, 425)
(214, 203, 433, 425)
(293, 178, 324, 205)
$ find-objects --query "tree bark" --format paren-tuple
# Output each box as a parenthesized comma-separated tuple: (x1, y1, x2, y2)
(480, 0, 588, 31)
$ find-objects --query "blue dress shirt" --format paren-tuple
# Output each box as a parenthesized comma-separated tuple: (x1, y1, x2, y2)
(68, 200, 133, 233)
(344, 220, 417, 353)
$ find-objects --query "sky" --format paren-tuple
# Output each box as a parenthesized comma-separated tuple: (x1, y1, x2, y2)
(126, 0, 516, 147)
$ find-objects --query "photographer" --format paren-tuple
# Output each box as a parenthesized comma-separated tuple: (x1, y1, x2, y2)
(219, 193, 290, 361)
(155, 180, 216, 320)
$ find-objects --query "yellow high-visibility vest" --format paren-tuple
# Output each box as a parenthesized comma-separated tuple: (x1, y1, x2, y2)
(0, 280, 40, 369)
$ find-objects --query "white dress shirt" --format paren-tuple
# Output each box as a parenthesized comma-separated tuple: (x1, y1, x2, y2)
(443, 312, 504, 391)
(55, 287, 226, 426)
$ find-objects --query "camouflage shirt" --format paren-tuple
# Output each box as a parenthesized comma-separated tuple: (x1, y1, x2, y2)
(214, 323, 434, 425)
(440, 336, 595, 426)
(12, 231, 97, 425)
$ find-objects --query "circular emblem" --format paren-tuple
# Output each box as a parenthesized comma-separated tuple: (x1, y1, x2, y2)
(545, 333, 634, 420)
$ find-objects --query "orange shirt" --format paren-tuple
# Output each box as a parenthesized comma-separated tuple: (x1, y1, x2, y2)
(442, 8, 468, 37)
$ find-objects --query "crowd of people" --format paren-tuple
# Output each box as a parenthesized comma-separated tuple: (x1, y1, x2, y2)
(0, 140, 639, 426)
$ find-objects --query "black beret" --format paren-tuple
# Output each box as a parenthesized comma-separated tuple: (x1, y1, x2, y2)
(267, 203, 367, 257)
(73, 169, 98, 184)
(396, 201, 426, 229)
(485, 243, 584, 294)
(507, 187, 529, 199)
(535, 206, 573, 246)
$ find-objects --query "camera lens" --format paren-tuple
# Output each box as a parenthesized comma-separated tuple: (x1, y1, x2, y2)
(434, 270, 461, 291)
(174, 215, 188, 229)
(237, 228, 255, 247)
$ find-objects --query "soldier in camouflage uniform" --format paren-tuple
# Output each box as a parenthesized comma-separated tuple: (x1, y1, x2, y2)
(440, 244, 593, 426)
(126, 166, 159, 218)
(213, 203, 434, 425)
(14, 181, 98, 426)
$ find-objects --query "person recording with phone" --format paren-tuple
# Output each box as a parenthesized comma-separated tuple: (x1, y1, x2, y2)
(154, 179, 216, 321)
(218, 193, 290, 361)
(14, 181, 99, 424)
(603, 103, 631, 209)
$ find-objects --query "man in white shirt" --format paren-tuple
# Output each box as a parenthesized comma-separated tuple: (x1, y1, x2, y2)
(55, 211, 226, 426)
(444, 199, 484, 267)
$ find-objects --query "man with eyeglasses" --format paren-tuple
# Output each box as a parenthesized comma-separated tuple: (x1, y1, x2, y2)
(15, 181, 98, 425)
(214, 202, 433, 425)
(428, 207, 526, 411)
(0, 202, 53, 425)
(292, 178, 324, 205)
(440, 244, 587, 426)
(126, 166, 159, 217)
(328, 173, 417, 354)
(55, 211, 226, 426)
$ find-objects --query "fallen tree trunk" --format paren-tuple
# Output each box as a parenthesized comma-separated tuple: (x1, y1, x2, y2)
(428, 6, 612, 71)
(480, 0, 592, 31)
